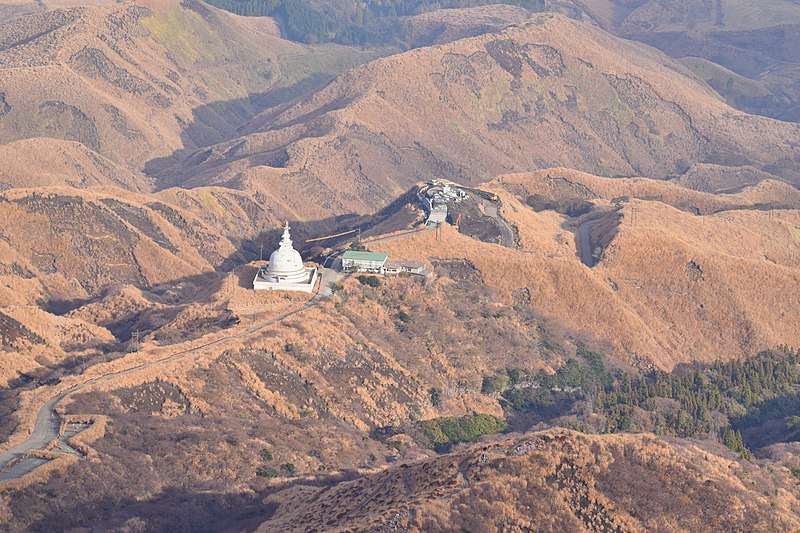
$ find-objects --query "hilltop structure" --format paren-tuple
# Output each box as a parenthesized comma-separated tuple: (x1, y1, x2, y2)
(419, 180, 468, 225)
(253, 222, 318, 293)
(341, 250, 388, 273)
(341, 250, 428, 277)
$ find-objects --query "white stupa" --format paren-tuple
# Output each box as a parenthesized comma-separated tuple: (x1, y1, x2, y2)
(253, 222, 318, 292)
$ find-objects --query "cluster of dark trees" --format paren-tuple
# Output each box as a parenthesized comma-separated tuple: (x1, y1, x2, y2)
(484, 347, 799, 458)
(205, 0, 544, 44)
(722, 428, 753, 460)
(356, 275, 382, 287)
(499, 348, 611, 410)
(597, 351, 797, 436)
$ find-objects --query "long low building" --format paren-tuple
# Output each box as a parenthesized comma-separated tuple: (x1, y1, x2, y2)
(384, 260, 427, 276)
(341, 250, 388, 273)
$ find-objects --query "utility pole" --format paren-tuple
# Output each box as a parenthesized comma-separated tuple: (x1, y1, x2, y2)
(260, 242, 264, 261)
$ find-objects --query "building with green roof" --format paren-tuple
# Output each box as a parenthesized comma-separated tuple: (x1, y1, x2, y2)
(341, 250, 388, 273)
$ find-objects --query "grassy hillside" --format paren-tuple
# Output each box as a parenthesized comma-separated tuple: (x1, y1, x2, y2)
(571, 0, 800, 121)
(0, 0, 382, 184)
(0, 175, 798, 530)
(257, 430, 800, 532)
(157, 13, 800, 221)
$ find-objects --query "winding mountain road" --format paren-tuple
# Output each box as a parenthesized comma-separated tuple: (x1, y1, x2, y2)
(576, 211, 612, 267)
(0, 266, 345, 480)
(577, 219, 596, 267)
(0, 393, 64, 477)
(0, 221, 438, 481)
(483, 201, 516, 248)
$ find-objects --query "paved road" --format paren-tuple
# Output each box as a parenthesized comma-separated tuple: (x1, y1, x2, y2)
(576, 212, 611, 267)
(577, 219, 596, 267)
(319, 256, 346, 296)
(0, 391, 66, 475)
(0, 457, 50, 481)
(483, 202, 516, 248)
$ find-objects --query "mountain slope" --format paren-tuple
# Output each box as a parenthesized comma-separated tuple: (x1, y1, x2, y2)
(0, 188, 236, 305)
(159, 13, 800, 219)
(571, 0, 800, 121)
(372, 171, 800, 369)
(0, 139, 151, 192)
(0, 0, 382, 189)
(257, 430, 800, 532)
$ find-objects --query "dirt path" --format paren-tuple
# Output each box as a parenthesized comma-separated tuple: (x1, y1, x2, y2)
(362, 226, 432, 246)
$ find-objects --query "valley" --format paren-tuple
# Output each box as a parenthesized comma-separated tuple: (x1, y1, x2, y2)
(0, 0, 799, 531)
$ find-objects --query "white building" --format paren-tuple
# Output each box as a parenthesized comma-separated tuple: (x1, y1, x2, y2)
(253, 222, 318, 293)
(426, 204, 448, 225)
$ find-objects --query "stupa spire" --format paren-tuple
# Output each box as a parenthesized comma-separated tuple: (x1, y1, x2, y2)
(280, 221, 293, 248)
(253, 221, 318, 292)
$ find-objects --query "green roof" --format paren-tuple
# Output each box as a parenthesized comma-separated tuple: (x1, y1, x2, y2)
(342, 250, 388, 261)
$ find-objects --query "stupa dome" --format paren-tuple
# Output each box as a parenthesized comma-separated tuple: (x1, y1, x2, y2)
(265, 222, 309, 284)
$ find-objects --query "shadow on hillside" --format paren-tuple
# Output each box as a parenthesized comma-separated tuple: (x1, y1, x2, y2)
(504, 398, 576, 434)
(143, 73, 333, 187)
(27, 471, 365, 532)
(44, 297, 95, 316)
(733, 392, 800, 450)
(28, 484, 275, 532)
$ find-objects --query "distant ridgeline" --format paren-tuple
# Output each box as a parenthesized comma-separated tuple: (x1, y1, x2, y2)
(205, 0, 545, 44)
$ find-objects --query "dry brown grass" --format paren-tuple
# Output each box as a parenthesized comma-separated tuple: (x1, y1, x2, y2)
(0, 0, 370, 178)
(372, 181, 800, 370)
(257, 429, 800, 532)
(495, 167, 800, 213)
(164, 11, 800, 222)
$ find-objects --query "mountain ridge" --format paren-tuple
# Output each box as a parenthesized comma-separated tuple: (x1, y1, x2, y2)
(155, 12, 800, 221)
